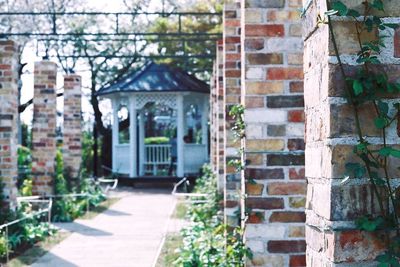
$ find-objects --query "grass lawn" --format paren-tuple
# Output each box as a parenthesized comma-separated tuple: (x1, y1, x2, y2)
(5, 197, 120, 267)
(172, 201, 187, 219)
(155, 234, 183, 267)
(156, 199, 187, 266)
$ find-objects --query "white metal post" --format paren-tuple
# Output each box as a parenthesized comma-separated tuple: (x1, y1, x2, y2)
(111, 98, 118, 172)
(177, 94, 184, 177)
(129, 97, 137, 177)
(139, 111, 145, 176)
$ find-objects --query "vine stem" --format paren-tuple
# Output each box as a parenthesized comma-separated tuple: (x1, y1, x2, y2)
(325, 0, 385, 215)
(353, 7, 399, 226)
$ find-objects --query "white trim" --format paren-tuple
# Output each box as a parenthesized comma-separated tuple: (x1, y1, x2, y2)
(129, 96, 137, 177)
(139, 111, 145, 176)
(177, 94, 184, 177)
(111, 99, 118, 172)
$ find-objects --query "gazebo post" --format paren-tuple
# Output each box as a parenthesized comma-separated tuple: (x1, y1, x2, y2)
(202, 95, 209, 160)
(177, 94, 184, 177)
(139, 111, 145, 176)
(129, 96, 137, 177)
(111, 98, 118, 173)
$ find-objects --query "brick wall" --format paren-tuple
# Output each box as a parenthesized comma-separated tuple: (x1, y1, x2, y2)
(242, 0, 306, 266)
(0, 40, 19, 209)
(63, 74, 82, 181)
(32, 61, 58, 195)
(223, 0, 243, 226)
(303, 0, 400, 265)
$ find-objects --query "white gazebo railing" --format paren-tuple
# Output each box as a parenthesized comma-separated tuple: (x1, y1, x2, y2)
(144, 144, 172, 176)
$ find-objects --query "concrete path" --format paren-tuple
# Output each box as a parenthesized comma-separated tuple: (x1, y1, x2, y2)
(31, 188, 176, 267)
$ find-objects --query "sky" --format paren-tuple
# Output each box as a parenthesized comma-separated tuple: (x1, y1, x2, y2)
(19, 0, 174, 128)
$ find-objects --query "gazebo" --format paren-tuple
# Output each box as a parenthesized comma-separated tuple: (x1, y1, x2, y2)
(97, 62, 210, 178)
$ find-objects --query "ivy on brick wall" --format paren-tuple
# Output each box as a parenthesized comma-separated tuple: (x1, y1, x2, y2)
(326, 0, 400, 265)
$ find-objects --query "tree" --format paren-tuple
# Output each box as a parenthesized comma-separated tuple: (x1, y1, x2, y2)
(147, 0, 222, 79)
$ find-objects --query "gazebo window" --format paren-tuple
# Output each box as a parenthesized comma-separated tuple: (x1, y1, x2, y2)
(118, 104, 130, 144)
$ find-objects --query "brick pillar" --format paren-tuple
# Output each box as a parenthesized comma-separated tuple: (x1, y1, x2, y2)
(210, 40, 224, 191)
(0, 40, 19, 209)
(242, 0, 306, 265)
(63, 74, 82, 180)
(32, 61, 57, 195)
(223, 0, 242, 226)
(303, 1, 400, 265)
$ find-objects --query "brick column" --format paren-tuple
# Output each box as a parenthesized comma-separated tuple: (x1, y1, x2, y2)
(242, 0, 306, 265)
(32, 61, 57, 195)
(223, 0, 242, 226)
(63, 74, 82, 180)
(303, 1, 400, 265)
(210, 40, 225, 191)
(0, 40, 19, 209)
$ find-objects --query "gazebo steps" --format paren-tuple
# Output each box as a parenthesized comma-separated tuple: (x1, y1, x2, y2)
(117, 175, 198, 188)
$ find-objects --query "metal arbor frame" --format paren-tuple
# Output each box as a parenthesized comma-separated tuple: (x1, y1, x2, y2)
(0, 11, 222, 61)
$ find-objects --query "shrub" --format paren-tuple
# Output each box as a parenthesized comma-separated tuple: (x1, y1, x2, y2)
(175, 165, 251, 266)
(144, 136, 170, 144)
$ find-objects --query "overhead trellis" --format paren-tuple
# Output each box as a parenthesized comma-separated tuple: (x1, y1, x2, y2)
(0, 11, 222, 59)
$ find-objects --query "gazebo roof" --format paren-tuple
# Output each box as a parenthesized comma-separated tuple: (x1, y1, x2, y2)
(97, 62, 209, 96)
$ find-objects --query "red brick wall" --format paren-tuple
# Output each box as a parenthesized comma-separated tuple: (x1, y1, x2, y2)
(303, 0, 400, 265)
(0, 40, 19, 208)
(242, 0, 306, 265)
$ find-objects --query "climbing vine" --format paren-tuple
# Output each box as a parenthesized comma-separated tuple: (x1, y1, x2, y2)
(325, 0, 400, 264)
(228, 104, 246, 173)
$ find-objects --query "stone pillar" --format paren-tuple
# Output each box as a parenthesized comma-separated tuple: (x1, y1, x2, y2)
(0, 40, 19, 209)
(63, 74, 82, 180)
(32, 61, 57, 196)
(303, 1, 400, 265)
(242, 0, 306, 265)
(223, 0, 242, 226)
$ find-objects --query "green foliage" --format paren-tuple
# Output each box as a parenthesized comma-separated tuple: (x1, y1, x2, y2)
(20, 179, 33, 197)
(229, 105, 246, 141)
(0, 207, 56, 261)
(51, 149, 106, 222)
(144, 136, 170, 145)
(17, 145, 33, 194)
(328, 0, 400, 264)
(81, 131, 95, 177)
(148, 0, 222, 80)
(175, 166, 252, 266)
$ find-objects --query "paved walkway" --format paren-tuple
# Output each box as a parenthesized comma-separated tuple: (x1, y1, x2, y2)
(31, 188, 176, 267)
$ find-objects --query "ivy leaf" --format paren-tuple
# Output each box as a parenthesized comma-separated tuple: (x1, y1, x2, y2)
(377, 101, 389, 116)
(365, 18, 374, 32)
(356, 216, 384, 231)
(353, 80, 364, 95)
(379, 147, 392, 157)
(332, 1, 348, 16)
(345, 163, 366, 178)
(383, 23, 399, 29)
(390, 149, 400, 158)
(347, 9, 360, 17)
(372, 0, 384, 11)
(374, 117, 387, 129)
